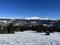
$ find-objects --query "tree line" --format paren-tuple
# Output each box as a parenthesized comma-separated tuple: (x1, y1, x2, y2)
(0, 23, 60, 34)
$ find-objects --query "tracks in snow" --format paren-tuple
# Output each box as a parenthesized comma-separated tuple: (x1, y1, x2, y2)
(45, 39, 60, 45)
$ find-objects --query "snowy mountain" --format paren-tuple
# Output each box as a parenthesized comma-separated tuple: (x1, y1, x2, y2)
(25, 16, 49, 20)
(0, 16, 56, 20)
(0, 16, 58, 27)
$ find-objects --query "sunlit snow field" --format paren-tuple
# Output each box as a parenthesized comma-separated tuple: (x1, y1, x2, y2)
(0, 31, 60, 45)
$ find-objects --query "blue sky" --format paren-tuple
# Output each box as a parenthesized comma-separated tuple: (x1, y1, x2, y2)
(0, 0, 60, 19)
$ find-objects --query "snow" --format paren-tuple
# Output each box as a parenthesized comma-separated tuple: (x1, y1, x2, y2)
(0, 31, 60, 45)
(25, 16, 49, 20)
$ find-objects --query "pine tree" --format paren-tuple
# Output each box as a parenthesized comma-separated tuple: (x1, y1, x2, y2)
(7, 23, 15, 34)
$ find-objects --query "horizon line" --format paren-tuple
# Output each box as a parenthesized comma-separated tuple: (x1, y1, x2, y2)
(0, 16, 59, 20)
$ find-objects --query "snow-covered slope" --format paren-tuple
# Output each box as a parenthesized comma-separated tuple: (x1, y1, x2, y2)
(0, 31, 60, 45)
(25, 16, 49, 20)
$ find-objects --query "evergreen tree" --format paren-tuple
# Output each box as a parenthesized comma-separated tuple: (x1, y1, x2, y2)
(0, 25, 3, 34)
(14, 26, 20, 32)
(36, 25, 44, 32)
(7, 23, 15, 34)
(3, 27, 8, 34)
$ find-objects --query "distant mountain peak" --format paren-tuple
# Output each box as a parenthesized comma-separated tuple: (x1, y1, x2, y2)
(25, 16, 49, 20)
